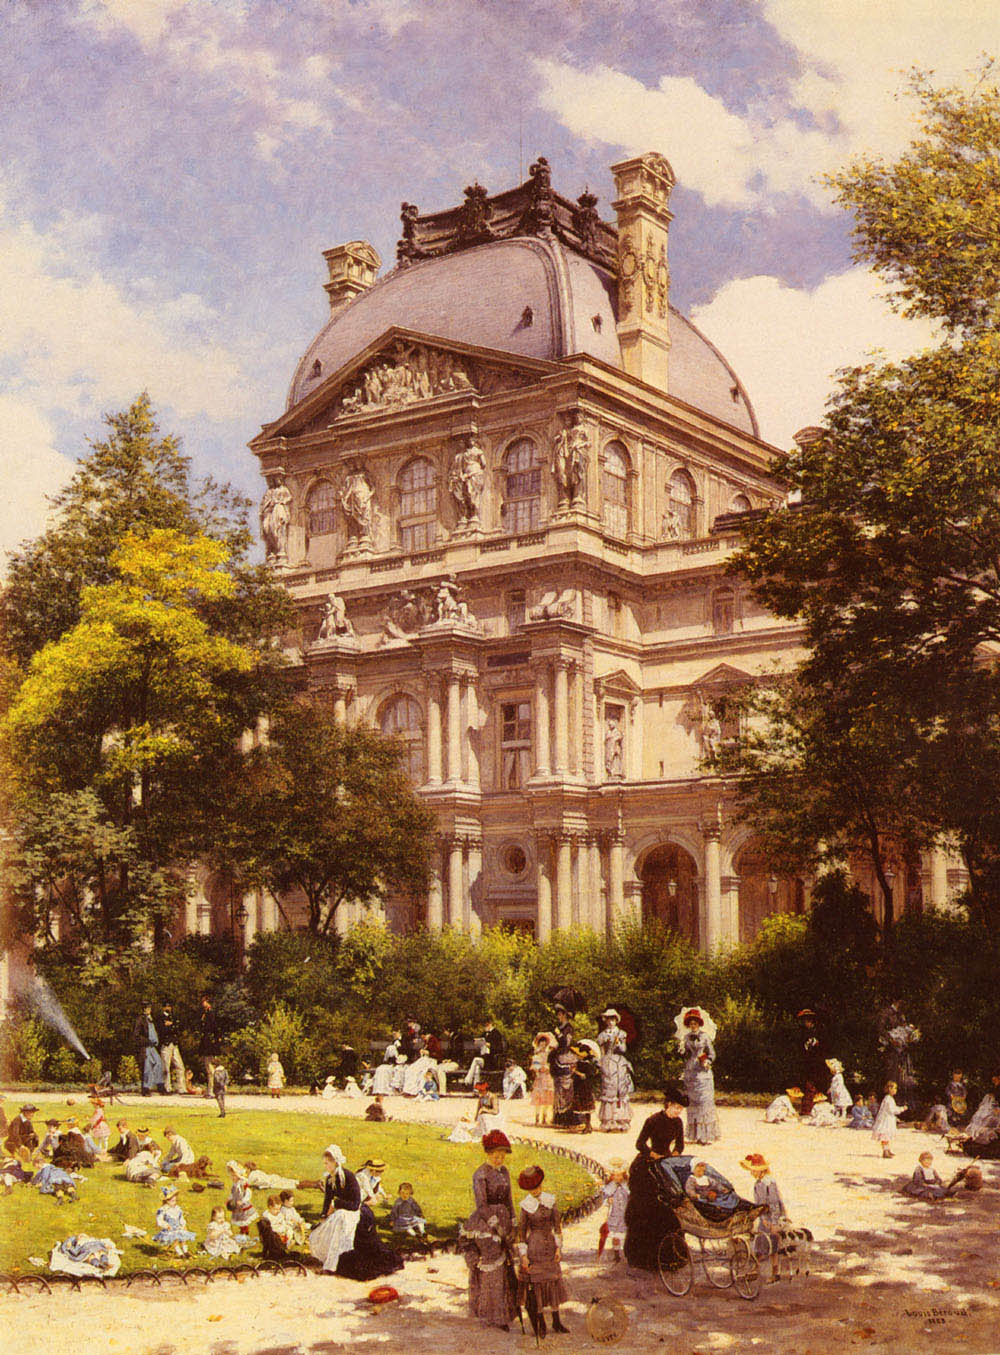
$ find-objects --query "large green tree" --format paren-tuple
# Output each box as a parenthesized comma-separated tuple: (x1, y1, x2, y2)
(217, 703, 434, 936)
(1, 398, 292, 958)
(731, 69, 1000, 926)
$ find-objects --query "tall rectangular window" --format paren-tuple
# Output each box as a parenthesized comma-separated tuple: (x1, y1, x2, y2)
(499, 699, 532, 789)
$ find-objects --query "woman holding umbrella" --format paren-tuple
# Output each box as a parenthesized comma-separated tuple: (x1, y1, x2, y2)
(676, 1006, 719, 1144)
(550, 1003, 578, 1130)
(597, 1008, 635, 1132)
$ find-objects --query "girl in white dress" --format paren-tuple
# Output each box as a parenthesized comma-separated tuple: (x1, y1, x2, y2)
(872, 1081, 908, 1158)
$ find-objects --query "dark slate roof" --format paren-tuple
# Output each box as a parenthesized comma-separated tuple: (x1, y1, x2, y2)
(287, 236, 758, 438)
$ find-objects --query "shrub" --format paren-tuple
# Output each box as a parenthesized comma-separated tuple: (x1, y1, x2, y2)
(117, 1054, 140, 1086)
(0, 1015, 49, 1081)
(45, 1047, 82, 1082)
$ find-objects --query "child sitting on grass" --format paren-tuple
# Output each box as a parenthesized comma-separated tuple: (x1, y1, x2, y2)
(203, 1204, 242, 1258)
(847, 1094, 874, 1129)
(365, 1095, 387, 1122)
(389, 1181, 426, 1237)
(153, 1183, 196, 1257)
(278, 1188, 310, 1245)
(225, 1160, 258, 1239)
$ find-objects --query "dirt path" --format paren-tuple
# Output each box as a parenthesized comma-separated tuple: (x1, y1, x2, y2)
(6, 1091, 999, 1354)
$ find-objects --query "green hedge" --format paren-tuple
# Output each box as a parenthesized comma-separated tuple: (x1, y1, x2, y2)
(4, 874, 996, 1102)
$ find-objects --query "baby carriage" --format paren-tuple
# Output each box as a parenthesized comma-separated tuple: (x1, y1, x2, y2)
(651, 1156, 765, 1300)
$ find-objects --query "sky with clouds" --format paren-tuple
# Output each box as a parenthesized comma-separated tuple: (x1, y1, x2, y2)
(2, 0, 994, 560)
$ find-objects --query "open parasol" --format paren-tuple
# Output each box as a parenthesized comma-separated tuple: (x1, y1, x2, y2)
(543, 984, 586, 1014)
(600, 1001, 642, 1048)
(673, 1005, 718, 1049)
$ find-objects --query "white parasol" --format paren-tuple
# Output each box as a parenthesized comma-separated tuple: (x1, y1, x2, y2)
(673, 1005, 718, 1050)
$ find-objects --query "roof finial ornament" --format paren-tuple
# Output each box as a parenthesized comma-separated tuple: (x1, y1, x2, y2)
(457, 182, 494, 243)
(573, 187, 600, 254)
(520, 155, 555, 238)
(397, 202, 425, 267)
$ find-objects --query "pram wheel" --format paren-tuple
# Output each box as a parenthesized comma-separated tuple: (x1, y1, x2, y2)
(658, 1234, 692, 1296)
(699, 1236, 735, 1288)
(731, 1235, 760, 1299)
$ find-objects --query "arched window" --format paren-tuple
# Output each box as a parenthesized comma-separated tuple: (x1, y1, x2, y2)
(379, 694, 425, 784)
(398, 458, 437, 552)
(307, 481, 338, 538)
(668, 469, 696, 538)
(731, 492, 752, 513)
(602, 442, 629, 538)
(502, 439, 542, 535)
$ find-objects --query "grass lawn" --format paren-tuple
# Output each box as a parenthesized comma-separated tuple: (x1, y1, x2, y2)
(0, 1101, 596, 1276)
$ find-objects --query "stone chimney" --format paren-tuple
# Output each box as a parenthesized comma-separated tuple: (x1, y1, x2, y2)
(611, 153, 676, 391)
(322, 240, 381, 313)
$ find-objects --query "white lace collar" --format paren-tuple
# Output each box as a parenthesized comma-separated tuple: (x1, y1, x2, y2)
(520, 1191, 555, 1213)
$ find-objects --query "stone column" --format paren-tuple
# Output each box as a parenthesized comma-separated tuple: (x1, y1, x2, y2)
(703, 825, 723, 952)
(447, 837, 464, 929)
(332, 688, 348, 725)
(426, 846, 444, 932)
(535, 663, 551, 777)
(553, 658, 570, 775)
(446, 672, 463, 784)
(588, 835, 605, 933)
(721, 875, 740, 947)
(463, 678, 480, 789)
(185, 894, 199, 937)
(555, 834, 573, 931)
(929, 849, 950, 910)
(426, 676, 443, 784)
(608, 833, 625, 925)
(536, 835, 552, 943)
(262, 890, 279, 932)
(467, 838, 483, 937)
(572, 662, 585, 776)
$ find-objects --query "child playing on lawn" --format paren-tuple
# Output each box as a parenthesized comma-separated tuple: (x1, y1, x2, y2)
(203, 1204, 243, 1258)
(873, 1081, 908, 1158)
(88, 1100, 111, 1155)
(389, 1181, 427, 1237)
(847, 1094, 874, 1129)
(278, 1188, 309, 1246)
(902, 1150, 962, 1200)
(356, 1157, 387, 1208)
(40, 1118, 62, 1157)
(598, 1159, 629, 1264)
(365, 1094, 387, 1122)
(226, 1160, 258, 1238)
(153, 1183, 196, 1257)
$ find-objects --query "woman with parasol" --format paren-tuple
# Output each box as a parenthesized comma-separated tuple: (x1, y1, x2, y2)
(546, 993, 580, 1130)
(676, 1006, 720, 1144)
(597, 1007, 636, 1132)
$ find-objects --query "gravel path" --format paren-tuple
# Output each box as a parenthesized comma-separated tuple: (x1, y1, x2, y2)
(7, 1090, 999, 1354)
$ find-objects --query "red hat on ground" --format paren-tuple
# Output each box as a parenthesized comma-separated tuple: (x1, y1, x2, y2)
(518, 1165, 545, 1191)
(481, 1130, 511, 1153)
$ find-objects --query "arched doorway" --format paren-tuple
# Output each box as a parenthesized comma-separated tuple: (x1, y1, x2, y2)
(735, 843, 804, 944)
(640, 843, 698, 944)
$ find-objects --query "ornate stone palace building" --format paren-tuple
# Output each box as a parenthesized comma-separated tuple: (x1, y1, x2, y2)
(230, 152, 958, 951)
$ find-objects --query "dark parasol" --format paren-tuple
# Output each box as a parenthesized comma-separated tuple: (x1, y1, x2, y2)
(543, 985, 586, 1014)
(602, 1001, 642, 1048)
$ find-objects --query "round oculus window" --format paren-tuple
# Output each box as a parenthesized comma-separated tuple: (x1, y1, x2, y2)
(501, 844, 528, 877)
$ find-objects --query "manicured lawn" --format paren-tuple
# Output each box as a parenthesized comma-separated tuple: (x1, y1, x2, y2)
(0, 1101, 596, 1275)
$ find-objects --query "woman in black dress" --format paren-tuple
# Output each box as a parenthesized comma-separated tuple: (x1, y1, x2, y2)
(309, 1144, 403, 1280)
(624, 1087, 687, 1270)
(550, 1006, 577, 1129)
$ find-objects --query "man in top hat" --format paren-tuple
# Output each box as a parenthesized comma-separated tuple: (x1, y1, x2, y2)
(4, 1103, 39, 1155)
(482, 1020, 506, 1074)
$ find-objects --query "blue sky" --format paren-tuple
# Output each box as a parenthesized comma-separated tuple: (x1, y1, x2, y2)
(2, 0, 993, 558)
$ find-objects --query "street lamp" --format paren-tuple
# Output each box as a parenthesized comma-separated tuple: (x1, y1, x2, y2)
(230, 883, 249, 970)
(667, 878, 678, 898)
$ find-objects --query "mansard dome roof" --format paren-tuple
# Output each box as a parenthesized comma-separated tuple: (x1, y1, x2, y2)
(289, 236, 758, 437)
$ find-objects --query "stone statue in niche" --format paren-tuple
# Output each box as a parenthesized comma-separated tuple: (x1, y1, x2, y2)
(528, 588, 576, 621)
(380, 588, 430, 643)
(448, 429, 487, 530)
(552, 413, 589, 509)
(604, 710, 624, 779)
(661, 506, 682, 540)
(337, 340, 474, 417)
(260, 473, 292, 561)
(701, 703, 723, 762)
(433, 575, 475, 627)
(339, 464, 375, 545)
(316, 592, 354, 641)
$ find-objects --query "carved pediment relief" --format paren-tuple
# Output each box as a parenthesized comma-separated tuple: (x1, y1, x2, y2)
(594, 668, 642, 697)
(691, 663, 753, 692)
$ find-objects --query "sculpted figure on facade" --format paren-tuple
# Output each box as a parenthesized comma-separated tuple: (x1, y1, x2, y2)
(448, 429, 487, 529)
(701, 704, 723, 762)
(338, 341, 473, 417)
(604, 710, 624, 779)
(316, 592, 355, 642)
(433, 575, 475, 627)
(260, 473, 292, 561)
(552, 413, 589, 509)
(380, 588, 430, 643)
(661, 505, 682, 540)
(339, 464, 375, 544)
(528, 588, 576, 621)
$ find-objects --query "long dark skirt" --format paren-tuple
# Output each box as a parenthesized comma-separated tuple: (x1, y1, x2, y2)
(623, 1156, 683, 1271)
(335, 1205, 404, 1281)
(965, 1137, 1000, 1160)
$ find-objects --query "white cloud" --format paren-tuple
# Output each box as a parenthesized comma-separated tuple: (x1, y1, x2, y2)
(690, 269, 939, 448)
(1, 204, 249, 424)
(535, 4, 994, 209)
(0, 398, 76, 564)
